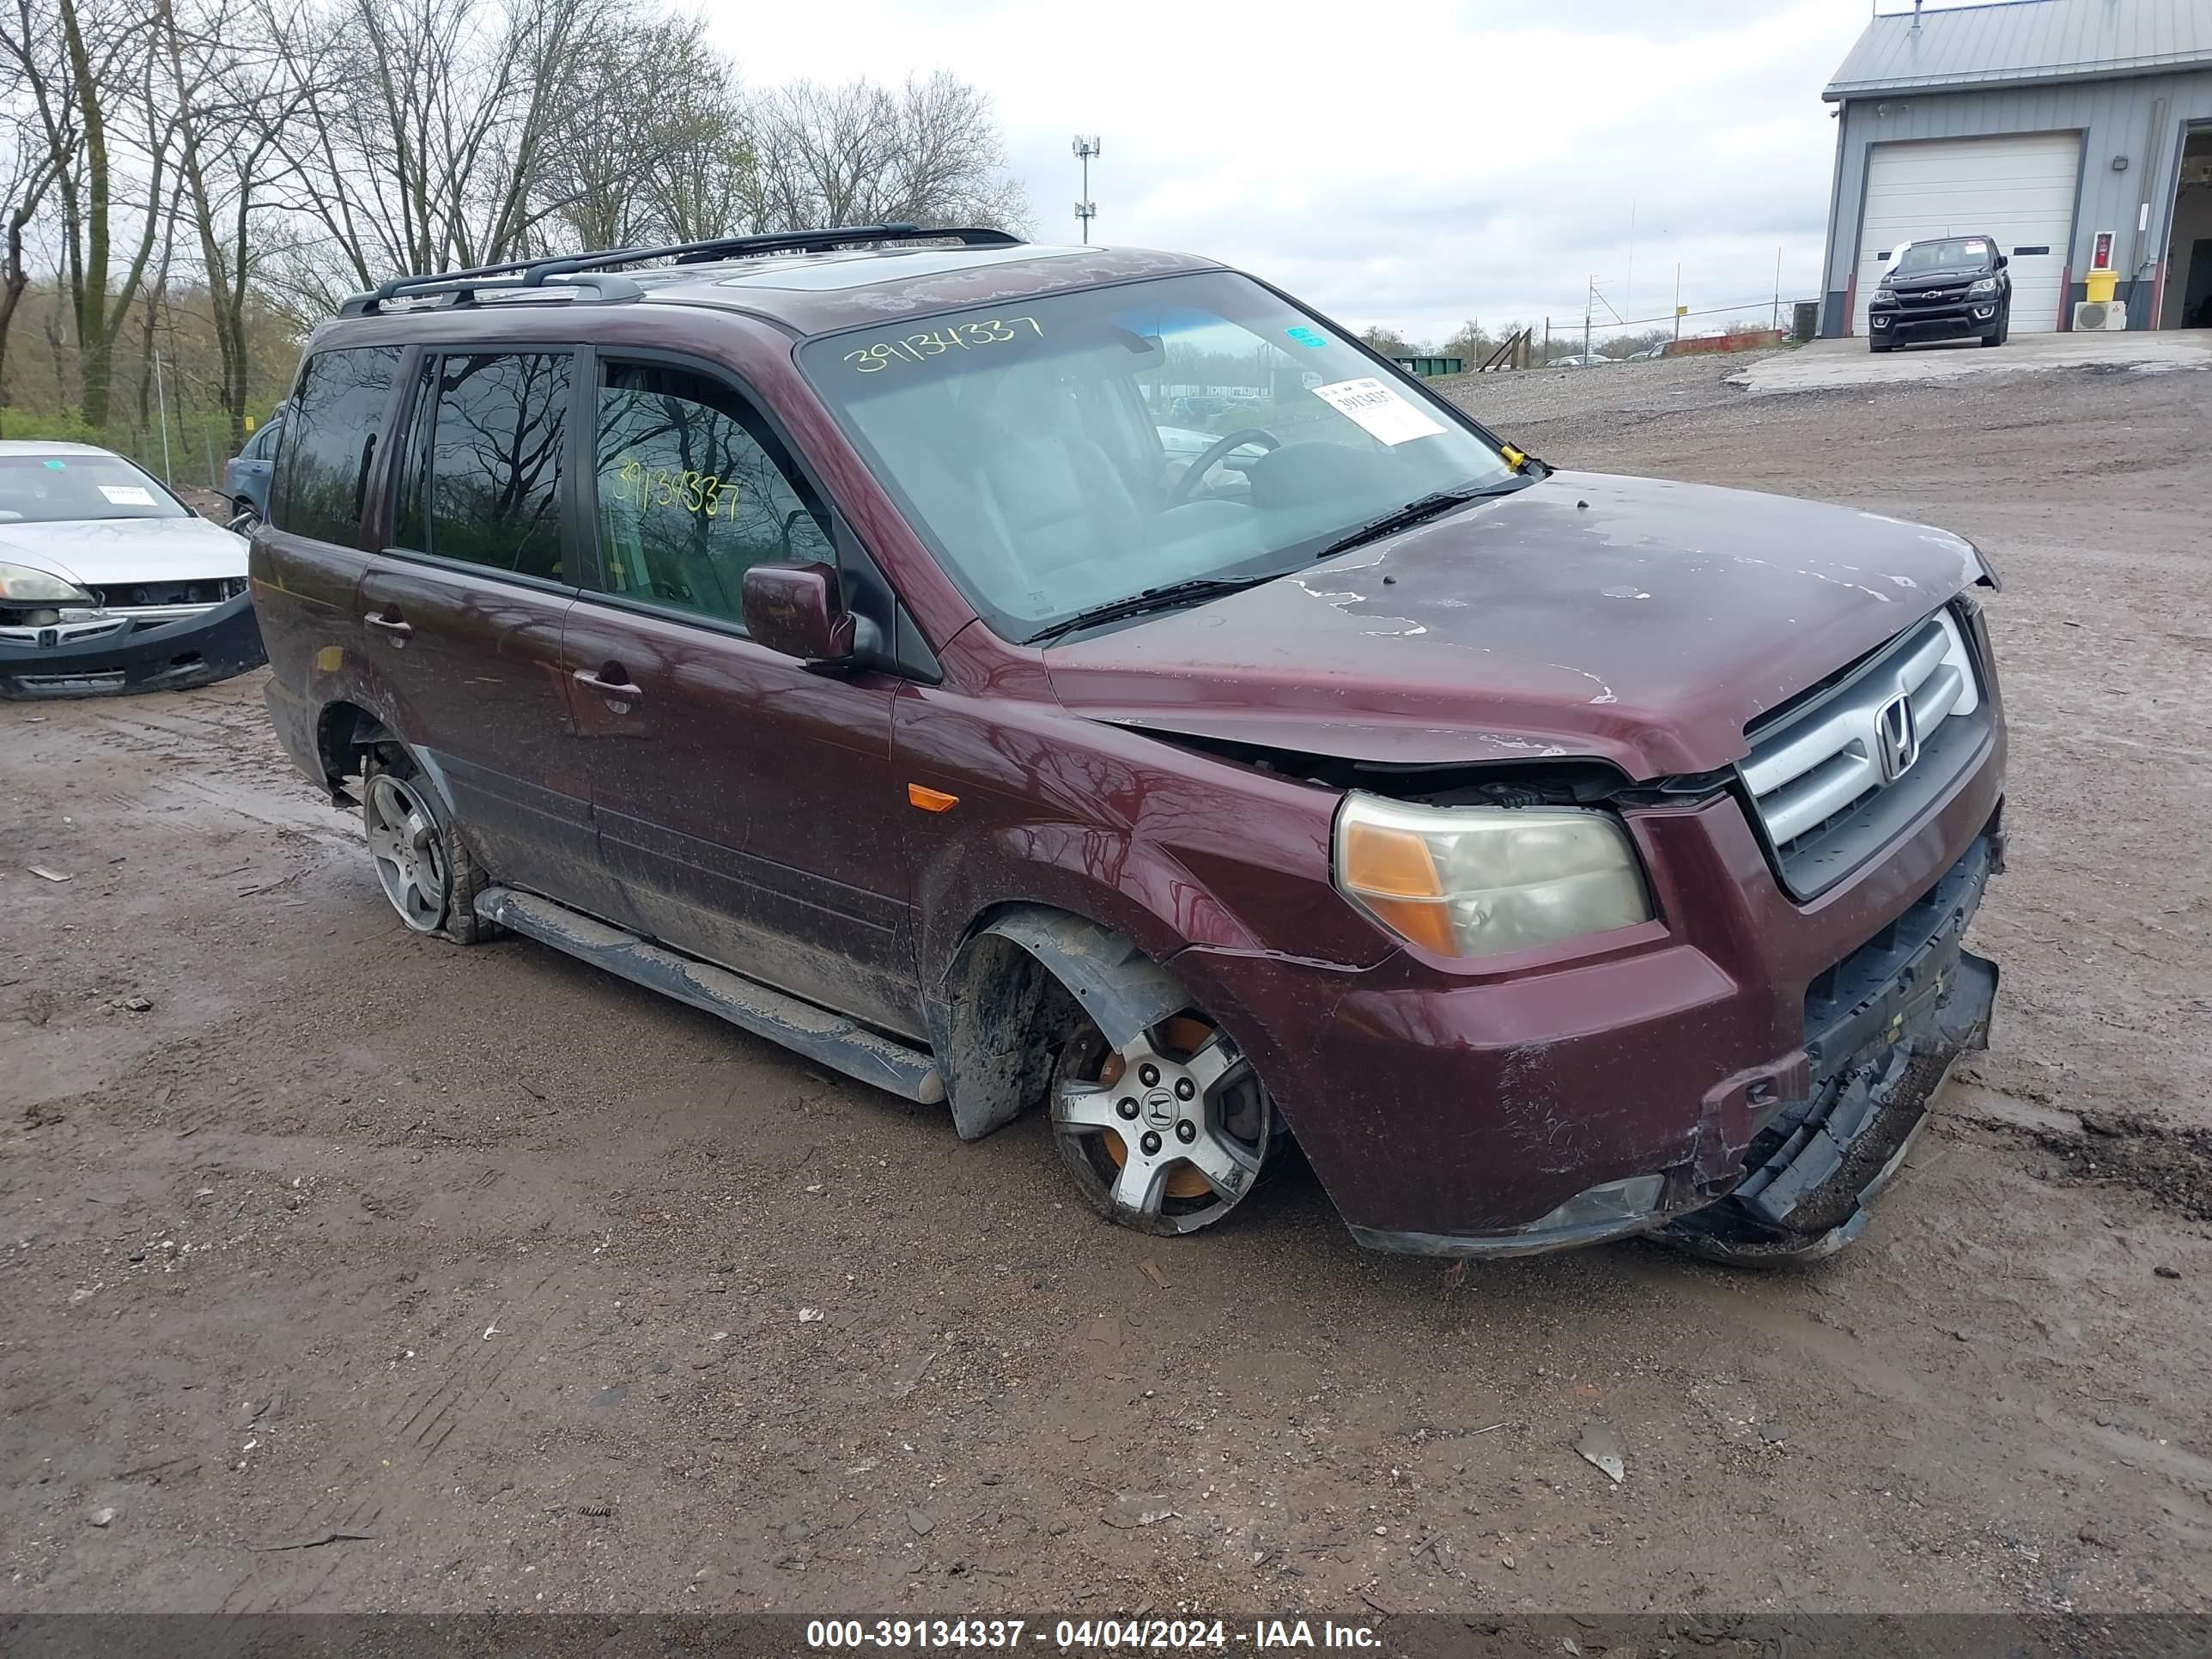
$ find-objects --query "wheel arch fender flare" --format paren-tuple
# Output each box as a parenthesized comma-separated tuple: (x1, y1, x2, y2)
(927, 902, 1195, 1144)
(352, 720, 459, 825)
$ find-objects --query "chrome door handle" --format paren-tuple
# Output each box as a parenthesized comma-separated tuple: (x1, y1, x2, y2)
(574, 665, 643, 699)
(363, 611, 412, 641)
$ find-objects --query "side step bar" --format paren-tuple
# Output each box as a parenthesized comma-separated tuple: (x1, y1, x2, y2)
(474, 886, 945, 1106)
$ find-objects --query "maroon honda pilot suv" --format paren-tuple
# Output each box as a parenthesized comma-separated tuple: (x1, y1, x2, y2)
(252, 224, 2005, 1265)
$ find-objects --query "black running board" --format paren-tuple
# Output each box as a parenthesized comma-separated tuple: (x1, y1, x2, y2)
(474, 886, 945, 1106)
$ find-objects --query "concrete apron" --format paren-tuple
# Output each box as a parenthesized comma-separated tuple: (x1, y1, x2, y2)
(1730, 329, 2212, 393)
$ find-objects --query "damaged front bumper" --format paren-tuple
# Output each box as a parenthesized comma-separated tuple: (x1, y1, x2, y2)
(0, 591, 265, 699)
(1341, 832, 1999, 1263)
(1661, 835, 1998, 1262)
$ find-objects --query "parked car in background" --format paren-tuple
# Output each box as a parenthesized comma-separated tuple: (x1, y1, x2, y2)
(254, 222, 2005, 1267)
(1869, 235, 2011, 352)
(1629, 343, 1668, 361)
(0, 441, 262, 697)
(1550, 353, 1608, 368)
(221, 405, 287, 528)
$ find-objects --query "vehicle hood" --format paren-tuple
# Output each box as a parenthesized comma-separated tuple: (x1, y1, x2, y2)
(0, 514, 247, 586)
(1887, 266, 1987, 289)
(1043, 471, 1984, 779)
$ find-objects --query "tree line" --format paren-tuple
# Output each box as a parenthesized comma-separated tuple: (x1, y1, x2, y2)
(0, 0, 1028, 461)
(1359, 319, 1686, 367)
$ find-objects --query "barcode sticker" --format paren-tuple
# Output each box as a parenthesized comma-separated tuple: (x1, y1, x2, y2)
(1309, 378, 1446, 447)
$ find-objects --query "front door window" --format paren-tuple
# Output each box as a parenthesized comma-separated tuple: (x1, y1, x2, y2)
(591, 363, 830, 628)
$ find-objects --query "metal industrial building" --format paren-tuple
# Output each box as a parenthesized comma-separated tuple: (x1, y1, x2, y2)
(1818, 0, 2212, 336)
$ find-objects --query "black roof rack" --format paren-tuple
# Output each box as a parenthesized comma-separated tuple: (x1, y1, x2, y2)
(337, 223, 1024, 316)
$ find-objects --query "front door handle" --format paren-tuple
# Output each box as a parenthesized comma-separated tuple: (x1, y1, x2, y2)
(574, 664, 644, 701)
(363, 610, 412, 641)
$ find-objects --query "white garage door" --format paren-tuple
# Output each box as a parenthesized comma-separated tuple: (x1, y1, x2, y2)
(1851, 132, 2081, 335)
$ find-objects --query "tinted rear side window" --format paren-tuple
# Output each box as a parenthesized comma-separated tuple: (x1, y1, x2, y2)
(396, 352, 571, 582)
(272, 346, 402, 544)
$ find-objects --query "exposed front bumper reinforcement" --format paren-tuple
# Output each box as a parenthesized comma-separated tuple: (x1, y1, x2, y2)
(0, 591, 265, 699)
(1662, 836, 1998, 1264)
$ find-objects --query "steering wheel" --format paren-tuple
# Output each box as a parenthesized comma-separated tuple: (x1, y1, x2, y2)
(1168, 428, 1279, 506)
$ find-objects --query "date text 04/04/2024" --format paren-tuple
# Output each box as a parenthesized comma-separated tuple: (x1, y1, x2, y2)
(804, 1618, 1382, 1650)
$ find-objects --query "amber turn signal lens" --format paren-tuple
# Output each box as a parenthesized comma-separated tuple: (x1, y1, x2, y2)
(1338, 820, 1457, 954)
(907, 783, 959, 813)
(1340, 820, 1443, 898)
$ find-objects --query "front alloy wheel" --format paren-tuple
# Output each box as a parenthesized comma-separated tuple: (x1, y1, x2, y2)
(363, 769, 450, 933)
(1052, 1013, 1273, 1236)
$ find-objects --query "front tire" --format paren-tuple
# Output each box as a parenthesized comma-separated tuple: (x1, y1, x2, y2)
(361, 747, 492, 944)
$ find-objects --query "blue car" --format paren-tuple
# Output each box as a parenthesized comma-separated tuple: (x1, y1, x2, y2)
(220, 407, 288, 528)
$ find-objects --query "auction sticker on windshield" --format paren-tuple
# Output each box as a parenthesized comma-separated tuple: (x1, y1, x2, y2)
(1310, 377, 1446, 446)
(98, 484, 156, 505)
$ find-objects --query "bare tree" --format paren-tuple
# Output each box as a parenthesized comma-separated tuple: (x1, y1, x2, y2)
(551, 12, 753, 251)
(747, 73, 1028, 234)
(1358, 324, 1416, 358)
(0, 75, 67, 427)
(0, 0, 175, 429)
(264, 0, 659, 313)
(1, 0, 1036, 446)
(155, 0, 312, 445)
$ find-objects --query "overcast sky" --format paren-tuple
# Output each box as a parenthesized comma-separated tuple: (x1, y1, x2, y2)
(712, 1, 1978, 349)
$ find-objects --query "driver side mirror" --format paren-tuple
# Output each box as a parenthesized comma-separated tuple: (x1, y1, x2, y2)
(1994, 254, 2008, 270)
(741, 562, 855, 664)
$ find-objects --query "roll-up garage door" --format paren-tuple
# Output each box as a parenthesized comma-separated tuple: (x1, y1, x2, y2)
(1852, 132, 2081, 335)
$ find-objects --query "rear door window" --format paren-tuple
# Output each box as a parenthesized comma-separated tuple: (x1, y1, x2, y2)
(588, 361, 830, 629)
(395, 351, 574, 583)
(271, 345, 403, 544)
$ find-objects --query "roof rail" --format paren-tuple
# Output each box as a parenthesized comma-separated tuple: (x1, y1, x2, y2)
(337, 223, 1024, 317)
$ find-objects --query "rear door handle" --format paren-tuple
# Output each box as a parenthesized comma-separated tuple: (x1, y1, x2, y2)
(574, 665, 643, 700)
(363, 611, 412, 641)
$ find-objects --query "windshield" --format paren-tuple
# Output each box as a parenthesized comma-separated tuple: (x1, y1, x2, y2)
(1892, 238, 1990, 276)
(0, 453, 188, 525)
(798, 270, 1517, 641)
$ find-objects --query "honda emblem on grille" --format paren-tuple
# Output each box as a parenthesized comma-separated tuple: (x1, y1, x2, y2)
(1875, 692, 1920, 783)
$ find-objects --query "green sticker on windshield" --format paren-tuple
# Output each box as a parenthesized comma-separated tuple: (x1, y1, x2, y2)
(1285, 326, 1327, 349)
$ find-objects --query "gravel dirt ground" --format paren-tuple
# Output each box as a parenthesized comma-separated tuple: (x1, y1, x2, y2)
(4, 346, 2210, 1621)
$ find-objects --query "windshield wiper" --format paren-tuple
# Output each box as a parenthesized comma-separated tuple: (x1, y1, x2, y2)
(1315, 474, 1538, 562)
(1029, 573, 1284, 645)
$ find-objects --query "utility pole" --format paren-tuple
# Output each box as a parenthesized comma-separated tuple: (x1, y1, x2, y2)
(1772, 246, 1783, 331)
(1626, 199, 1636, 324)
(1674, 264, 1682, 342)
(1583, 276, 1594, 362)
(152, 349, 174, 485)
(1073, 136, 1101, 244)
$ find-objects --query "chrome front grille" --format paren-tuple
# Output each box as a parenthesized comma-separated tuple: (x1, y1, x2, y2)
(1741, 608, 1988, 897)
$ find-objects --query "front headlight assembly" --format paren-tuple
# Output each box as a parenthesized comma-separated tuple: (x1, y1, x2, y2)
(0, 560, 94, 605)
(1334, 793, 1654, 960)
(1967, 277, 1999, 296)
